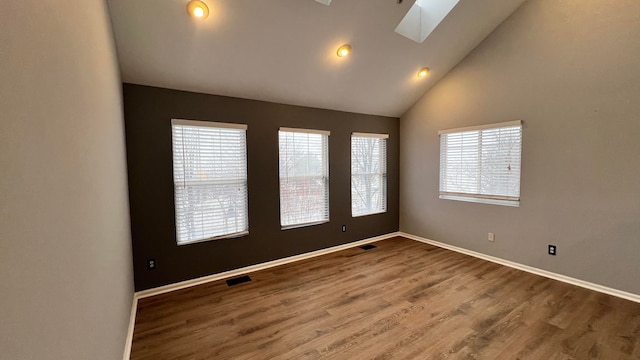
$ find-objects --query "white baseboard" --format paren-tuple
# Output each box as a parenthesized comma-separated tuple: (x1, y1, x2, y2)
(399, 232, 640, 304)
(123, 230, 640, 359)
(122, 294, 138, 360)
(123, 232, 401, 358)
(135, 232, 401, 300)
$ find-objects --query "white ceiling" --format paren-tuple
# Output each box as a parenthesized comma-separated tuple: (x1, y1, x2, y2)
(108, 0, 526, 117)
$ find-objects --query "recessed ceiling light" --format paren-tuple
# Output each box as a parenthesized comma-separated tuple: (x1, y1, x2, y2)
(417, 67, 429, 78)
(337, 44, 352, 57)
(187, 0, 209, 20)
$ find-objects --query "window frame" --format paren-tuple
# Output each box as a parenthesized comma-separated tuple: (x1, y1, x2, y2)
(278, 127, 330, 230)
(351, 132, 388, 217)
(438, 120, 522, 207)
(171, 119, 249, 245)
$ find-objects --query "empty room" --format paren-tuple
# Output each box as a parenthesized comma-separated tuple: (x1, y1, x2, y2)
(1, 0, 639, 359)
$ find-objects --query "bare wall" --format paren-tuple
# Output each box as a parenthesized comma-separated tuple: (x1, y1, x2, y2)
(0, 1, 134, 359)
(400, 0, 640, 294)
(123, 84, 399, 291)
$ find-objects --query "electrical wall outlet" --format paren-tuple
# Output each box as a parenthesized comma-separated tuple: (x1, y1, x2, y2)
(548, 245, 557, 256)
(488, 233, 495, 242)
(147, 259, 156, 270)
(341, 225, 347, 232)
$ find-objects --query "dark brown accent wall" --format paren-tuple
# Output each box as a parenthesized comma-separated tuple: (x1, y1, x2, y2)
(123, 83, 399, 291)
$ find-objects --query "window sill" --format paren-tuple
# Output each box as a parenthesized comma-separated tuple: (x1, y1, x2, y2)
(352, 210, 387, 218)
(439, 194, 519, 207)
(281, 220, 329, 230)
(177, 230, 249, 246)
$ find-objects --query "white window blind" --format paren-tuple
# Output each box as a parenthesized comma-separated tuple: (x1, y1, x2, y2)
(439, 120, 522, 207)
(279, 128, 330, 228)
(171, 119, 248, 245)
(351, 133, 388, 216)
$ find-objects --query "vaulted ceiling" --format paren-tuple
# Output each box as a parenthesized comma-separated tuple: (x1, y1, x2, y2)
(108, 0, 526, 117)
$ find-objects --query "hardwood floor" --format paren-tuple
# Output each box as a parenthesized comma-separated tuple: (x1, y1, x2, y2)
(130, 237, 640, 359)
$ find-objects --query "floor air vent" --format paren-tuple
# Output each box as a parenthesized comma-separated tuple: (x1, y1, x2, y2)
(226, 275, 252, 286)
(360, 244, 377, 250)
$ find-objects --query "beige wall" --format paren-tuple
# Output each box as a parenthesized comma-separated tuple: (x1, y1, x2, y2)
(0, 1, 133, 359)
(400, 0, 640, 294)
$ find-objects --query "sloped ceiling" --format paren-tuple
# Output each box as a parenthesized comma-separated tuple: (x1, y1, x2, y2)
(108, 0, 526, 117)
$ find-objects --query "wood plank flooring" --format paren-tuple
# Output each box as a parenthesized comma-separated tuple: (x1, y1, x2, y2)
(130, 237, 640, 359)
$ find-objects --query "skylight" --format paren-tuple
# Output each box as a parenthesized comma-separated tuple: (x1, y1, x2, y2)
(395, 0, 460, 43)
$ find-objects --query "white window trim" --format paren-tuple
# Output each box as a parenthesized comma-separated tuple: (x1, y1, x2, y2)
(352, 210, 387, 218)
(281, 220, 329, 231)
(278, 129, 330, 229)
(438, 120, 521, 135)
(351, 133, 388, 217)
(171, 119, 249, 245)
(279, 127, 330, 136)
(439, 120, 522, 207)
(439, 195, 519, 207)
(178, 230, 250, 246)
(172, 119, 247, 130)
(352, 132, 389, 139)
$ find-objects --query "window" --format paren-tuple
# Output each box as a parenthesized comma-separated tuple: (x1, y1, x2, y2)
(171, 119, 248, 245)
(279, 128, 330, 228)
(351, 133, 388, 216)
(439, 120, 522, 207)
